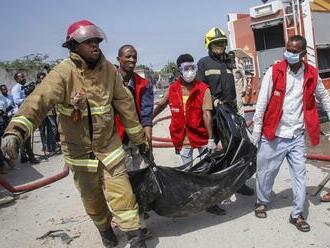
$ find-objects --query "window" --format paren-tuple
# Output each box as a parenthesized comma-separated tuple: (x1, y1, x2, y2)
(317, 47, 330, 79)
(253, 24, 285, 51)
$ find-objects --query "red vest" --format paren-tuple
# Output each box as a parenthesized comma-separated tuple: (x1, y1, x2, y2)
(168, 79, 209, 150)
(115, 73, 148, 140)
(262, 60, 320, 146)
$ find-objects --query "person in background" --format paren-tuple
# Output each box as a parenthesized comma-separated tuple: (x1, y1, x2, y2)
(11, 72, 39, 164)
(36, 72, 58, 156)
(228, 51, 248, 116)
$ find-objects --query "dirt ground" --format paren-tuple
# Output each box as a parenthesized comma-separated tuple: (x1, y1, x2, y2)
(1, 109, 330, 248)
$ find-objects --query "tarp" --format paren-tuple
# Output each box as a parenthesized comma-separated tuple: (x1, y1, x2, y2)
(128, 105, 256, 217)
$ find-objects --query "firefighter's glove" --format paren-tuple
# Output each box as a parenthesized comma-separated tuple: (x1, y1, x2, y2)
(213, 99, 220, 108)
(251, 131, 261, 147)
(207, 138, 216, 153)
(1, 135, 21, 160)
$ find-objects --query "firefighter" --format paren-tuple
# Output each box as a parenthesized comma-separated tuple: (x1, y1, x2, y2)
(1, 20, 149, 248)
(196, 27, 255, 197)
(115, 44, 154, 171)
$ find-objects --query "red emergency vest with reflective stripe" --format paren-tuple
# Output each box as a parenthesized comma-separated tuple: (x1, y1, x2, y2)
(262, 60, 320, 146)
(115, 73, 148, 140)
(168, 79, 209, 150)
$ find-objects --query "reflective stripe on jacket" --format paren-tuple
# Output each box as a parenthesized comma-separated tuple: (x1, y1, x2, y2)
(5, 52, 146, 172)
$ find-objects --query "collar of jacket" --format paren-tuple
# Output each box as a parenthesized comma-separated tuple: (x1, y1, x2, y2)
(208, 50, 232, 67)
(69, 52, 105, 71)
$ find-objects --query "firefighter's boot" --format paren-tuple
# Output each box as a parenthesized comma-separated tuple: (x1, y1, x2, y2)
(100, 227, 118, 248)
(126, 229, 147, 248)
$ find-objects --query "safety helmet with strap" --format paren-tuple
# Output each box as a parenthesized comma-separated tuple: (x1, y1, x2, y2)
(62, 20, 106, 48)
(205, 27, 227, 49)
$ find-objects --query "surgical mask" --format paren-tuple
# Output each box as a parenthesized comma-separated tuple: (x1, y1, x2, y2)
(284, 50, 301, 65)
(182, 69, 196, 83)
(179, 62, 197, 83)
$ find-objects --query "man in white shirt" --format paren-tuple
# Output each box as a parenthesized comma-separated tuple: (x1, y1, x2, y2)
(252, 35, 330, 232)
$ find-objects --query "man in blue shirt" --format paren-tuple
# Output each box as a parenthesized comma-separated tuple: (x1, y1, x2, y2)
(11, 72, 27, 114)
(11, 72, 39, 164)
(0, 84, 15, 119)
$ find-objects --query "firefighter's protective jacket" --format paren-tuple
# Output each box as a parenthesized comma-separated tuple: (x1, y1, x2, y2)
(5, 52, 146, 172)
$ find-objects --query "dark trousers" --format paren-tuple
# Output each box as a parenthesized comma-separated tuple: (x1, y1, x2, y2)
(40, 115, 57, 152)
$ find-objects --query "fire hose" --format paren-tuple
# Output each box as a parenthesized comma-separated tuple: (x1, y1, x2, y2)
(0, 165, 69, 193)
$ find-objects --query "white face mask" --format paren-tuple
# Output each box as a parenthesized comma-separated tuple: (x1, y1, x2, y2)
(182, 69, 196, 83)
(179, 62, 197, 83)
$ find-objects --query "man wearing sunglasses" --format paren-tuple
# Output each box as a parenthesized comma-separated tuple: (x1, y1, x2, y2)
(252, 35, 330, 232)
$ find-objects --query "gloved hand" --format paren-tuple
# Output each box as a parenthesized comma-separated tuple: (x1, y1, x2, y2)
(138, 140, 152, 160)
(251, 131, 261, 147)
(1, 135, 21, 160)
(207, 138, 216, 152)
(213, 99, 222, 108)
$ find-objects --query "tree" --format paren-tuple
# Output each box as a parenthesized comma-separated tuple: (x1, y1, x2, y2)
(0, 53, 61, 71)
(160, 62, 179, 78)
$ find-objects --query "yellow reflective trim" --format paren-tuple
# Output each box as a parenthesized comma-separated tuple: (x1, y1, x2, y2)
(205, 69, 221, 76)
(116, 209, 139, 222)
(56, 105, 76, 116)
(56, 104, 111, 116)
(102, 146, 126, 166)
(94, 212, 109, 226)
(11, 116, 34, 135)
(90, 105, 111, 115)
(125, 125, 143, 135)
(64, 156, 99, 172)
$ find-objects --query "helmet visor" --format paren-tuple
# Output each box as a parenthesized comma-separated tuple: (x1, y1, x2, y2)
(68, 25, 107, 44)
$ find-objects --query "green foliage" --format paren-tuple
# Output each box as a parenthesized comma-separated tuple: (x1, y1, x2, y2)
(160, 62, 179, 77)
(0, 53, 60, 71)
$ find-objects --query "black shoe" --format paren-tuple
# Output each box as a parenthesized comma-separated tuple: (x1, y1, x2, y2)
(206, 205, 226, 216)
(141, 228, 152, 240)
(20, 157, 29, 163)
(237, 184, 254, 196)
(143, 212, 150, 219)
(126, 229, 147, 248)
(100, 228, 118, 248)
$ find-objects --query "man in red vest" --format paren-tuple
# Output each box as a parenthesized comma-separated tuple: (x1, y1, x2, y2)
(252, 35, 330, 232)
(115, 45, 154, 171)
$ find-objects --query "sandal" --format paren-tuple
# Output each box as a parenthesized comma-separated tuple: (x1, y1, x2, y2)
(320, 192, 330, 202)
(289, 215, 310, 232)
(254, 204, 267, 218)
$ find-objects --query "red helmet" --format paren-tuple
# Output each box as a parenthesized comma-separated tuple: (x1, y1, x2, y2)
(62, 20, 106, 47)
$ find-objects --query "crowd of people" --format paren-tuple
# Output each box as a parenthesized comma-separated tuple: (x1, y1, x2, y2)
(1, 20, 330, 248)
(0, 69, 61, 174)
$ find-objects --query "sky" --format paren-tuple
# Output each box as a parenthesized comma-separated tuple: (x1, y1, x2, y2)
(0, 0, 262, 69)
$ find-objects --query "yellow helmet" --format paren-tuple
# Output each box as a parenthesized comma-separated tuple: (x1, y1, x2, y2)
(205, 27, 227, 49)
